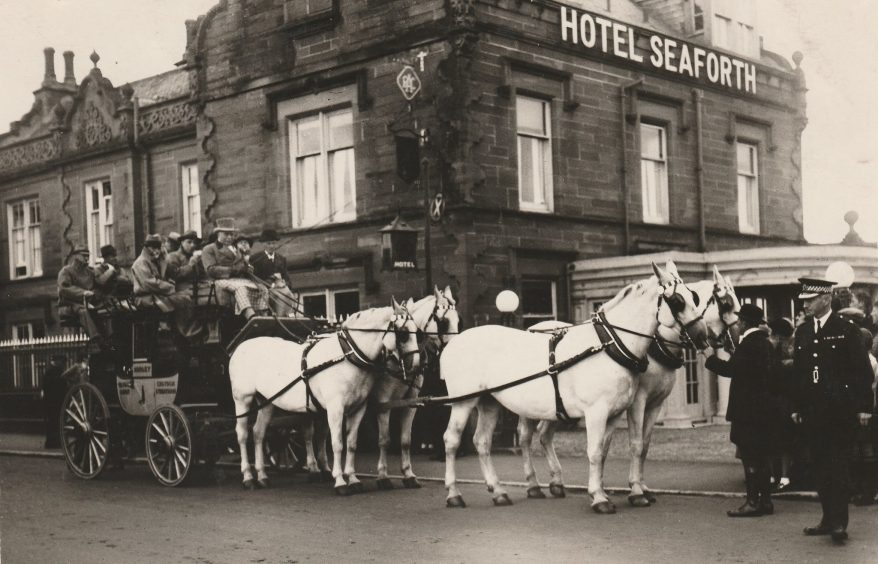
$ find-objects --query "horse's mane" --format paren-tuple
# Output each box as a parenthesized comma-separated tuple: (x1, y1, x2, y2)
(598, 275, 658, 313)
(342, 306, 392, 327)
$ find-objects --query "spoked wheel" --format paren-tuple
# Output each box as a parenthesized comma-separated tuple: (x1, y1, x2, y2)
(265, 427, 306, 473)
(60, 383, 111, 480)
(145, 405, 193, 487)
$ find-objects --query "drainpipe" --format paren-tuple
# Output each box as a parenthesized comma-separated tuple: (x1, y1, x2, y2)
(693, 89, 706, 252)
(619, 78, 643, 255)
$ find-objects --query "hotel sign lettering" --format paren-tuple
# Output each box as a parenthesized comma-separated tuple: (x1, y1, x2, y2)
(560, 6, 757, 94)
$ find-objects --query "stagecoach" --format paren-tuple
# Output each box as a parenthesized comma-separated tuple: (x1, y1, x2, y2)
(59, 294, 329, 486)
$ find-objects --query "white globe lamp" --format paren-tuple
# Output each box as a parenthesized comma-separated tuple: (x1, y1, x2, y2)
(825, 261, 855, 288)
(495, 290, 520, 313)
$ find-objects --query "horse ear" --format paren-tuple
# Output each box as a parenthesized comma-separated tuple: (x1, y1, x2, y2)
(434, 285, 442, 298)
(406, 297, 415, 309)
(724, 275, 736, 293)
(665, 259, 680, 278)
(652, 262, 671, 285)
(712, 265, 722, 286)
(391, 295, 400, 310)
(444, 285, 453, 298)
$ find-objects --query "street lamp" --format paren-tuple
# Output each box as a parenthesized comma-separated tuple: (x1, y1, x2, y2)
(495, 290, 520, 327)
(825, 261, 855, 288)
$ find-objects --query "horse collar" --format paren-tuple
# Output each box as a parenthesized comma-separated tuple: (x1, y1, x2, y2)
(648, 338, 684, 370)
(339, 328, 380, 371)
(594, 312, 649, 373)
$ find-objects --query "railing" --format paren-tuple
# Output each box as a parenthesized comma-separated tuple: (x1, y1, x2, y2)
(0, 334, 88, 393)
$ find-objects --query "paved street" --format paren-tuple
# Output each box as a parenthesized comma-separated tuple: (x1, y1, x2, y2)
(2, 455, 876, 564)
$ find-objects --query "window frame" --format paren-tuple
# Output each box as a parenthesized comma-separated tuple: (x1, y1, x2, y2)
(520, 278, 558, 327)
(515, 94, 554, 213)
(180, 162, 201, 236)
(6, 197, 42, 279)
(299, 287, 360, 321)
(84, 179, 113, 265)
(639, 122, 670, 225)
(735, 141, 760, 234)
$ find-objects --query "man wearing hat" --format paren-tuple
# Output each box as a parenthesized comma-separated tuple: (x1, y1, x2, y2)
(200, 218, 268, 320)
(57, 245, 115, 336)
(165, 230, 204, 337)
(164, 231, 181, 254)
(95, 244, 134, 297)
(791, 277, 874, 542)
(131, 234, 192, 318)
(704, 303, 781, 517)
(250, 229, 299, 317)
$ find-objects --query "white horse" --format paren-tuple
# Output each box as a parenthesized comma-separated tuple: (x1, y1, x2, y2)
(301, 287, 461, 490)
(440, 261, 709, 513)
(520, 266, 742, 505)
(228, 299, 420, 493)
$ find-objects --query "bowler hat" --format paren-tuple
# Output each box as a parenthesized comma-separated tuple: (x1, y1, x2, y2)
(100, 244, 117, 259)
(179, 230, 200, 242)
(213, 217, 238, 233)
(738, 303, 765, 325)
(259, 229, 280, 243)
(144, 234, 163, 249)
(768, 317, 794, 338)
(798, 277, 835, 300)
(233, 233, 253, 246)
(71, 244, 90, 255)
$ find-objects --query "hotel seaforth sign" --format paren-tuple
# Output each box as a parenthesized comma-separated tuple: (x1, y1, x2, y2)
(560, 6, 758, 94)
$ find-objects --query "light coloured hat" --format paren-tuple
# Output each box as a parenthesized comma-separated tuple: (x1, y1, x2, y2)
(212, 217, 238, 233)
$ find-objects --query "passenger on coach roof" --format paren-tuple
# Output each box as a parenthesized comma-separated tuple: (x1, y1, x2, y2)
(165, 230, 205, 338)
(95, 244, 134, 297)
(250, 229, 300, 317)
(200, 218, 269, 321)
(131, 234, 193, 333)
(57, 244, 115, 337)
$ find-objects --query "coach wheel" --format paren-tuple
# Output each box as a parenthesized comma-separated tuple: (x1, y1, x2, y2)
(60, 383, 111, 480)
(265, 427, 306, 473)
(146, 405, 193, 487)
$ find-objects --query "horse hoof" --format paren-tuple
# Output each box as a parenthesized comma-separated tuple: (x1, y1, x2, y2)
(348, 481, 364, 494)
(644, 491, 657, 504)
(549, 484, 566, 498)
(527, 487, 546, 499)
(446, 495, 466, 508)
(402, 477, 421, 489)
(308, 472, 322, 483)
(376, 478, 394, 491)
(320, 470, 333, 483)
(242, 480, 257, 491)
(257, 478, 271, 489)
(492, 493, 513, 507)
(592, 501, 616, 514)
(628, 494, 650, 507)
(335, 485, 351, 496)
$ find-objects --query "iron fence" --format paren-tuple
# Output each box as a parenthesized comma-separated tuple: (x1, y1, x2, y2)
(0, 334, 88, 393)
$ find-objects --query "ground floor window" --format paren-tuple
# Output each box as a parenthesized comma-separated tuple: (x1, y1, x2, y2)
(520, 278, 557, 328)
(684, 347, 699, 405)
(300, 288, 360, 321)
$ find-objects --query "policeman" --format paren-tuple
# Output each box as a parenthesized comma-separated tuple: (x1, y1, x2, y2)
(790, 277, 874, 543)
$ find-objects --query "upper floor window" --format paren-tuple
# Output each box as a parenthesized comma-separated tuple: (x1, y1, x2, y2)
(289, 108, 356, 228)
(7, 198, 42, 279)
(736, 142, 759, 234)
(712, 0, 758, 57)
(693, 2, 704, 33)
(640, 124, 669, 224)
(285, 0, 333, 21)
(181, 163, 201, 236)
(516, 95, 553, 213)
(85, 180, 113, 264)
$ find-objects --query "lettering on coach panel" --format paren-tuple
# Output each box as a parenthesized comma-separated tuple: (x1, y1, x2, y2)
(560, 6, 758, 94)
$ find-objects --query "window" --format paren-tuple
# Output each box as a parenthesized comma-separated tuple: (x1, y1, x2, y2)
(683, 347, 699, 404)
(692, 2, 704, 33)
(516, 96, 553, 212)
(713, 14, 732, 50)
(521, 279, 557, 328)
(85, 180, 113, 263)
(301, 288, 359, 321)
(713, 0, 758, 57)
(285, 0, 333, 21)
(7, 198, 42, 279)
(740, 296, 767, 313)
(181, 163, 201, 236)
(289, 108, 356, 228)
(736, 142, 759, 234)
(640, 124, 669, 224)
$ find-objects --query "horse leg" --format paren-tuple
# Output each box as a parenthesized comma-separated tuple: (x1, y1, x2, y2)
(325, 403, 349, 495)
(315, 417, 332, 481)
(398, 406, 420, 488)
(252, 403, 274, 488)
(539, 420, 566, 498)
(444, 398, 478, 508)
(639, 400, 664, 504)
(233, 397, 256, 489)
(343, 401, 369, 494)
(375, 408, 393, 490)
(518, 417, 545, 499)
(584, 407, 615, 513)
(303, 417, 322, 482)
(626, 394, 650, 507)
(475, 397, 511, 506)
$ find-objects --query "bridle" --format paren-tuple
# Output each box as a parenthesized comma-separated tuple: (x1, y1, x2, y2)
(383, 311, 421, 376)
(424, 300, 457, 353)
(656, 279, 704, 348)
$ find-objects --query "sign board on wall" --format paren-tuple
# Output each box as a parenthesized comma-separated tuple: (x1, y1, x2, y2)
(559, 6, 758, 94)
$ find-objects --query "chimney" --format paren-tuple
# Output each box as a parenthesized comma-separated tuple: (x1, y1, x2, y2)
(43, 47, 57, 84)
(63, 50, 76, 86)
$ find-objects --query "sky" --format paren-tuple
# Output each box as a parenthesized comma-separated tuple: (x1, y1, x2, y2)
(0, 0, 876, 246)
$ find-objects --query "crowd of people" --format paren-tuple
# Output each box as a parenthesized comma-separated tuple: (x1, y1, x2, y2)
(56, 218, 300, 340)
(704, 277, 878, 544)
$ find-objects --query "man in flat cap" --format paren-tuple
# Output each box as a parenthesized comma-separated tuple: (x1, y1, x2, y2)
(95, 244, 134, 297)
(791, 278, 874, 542)
(705, 303, 781, 517)
(250, 229, 300, 317)
(165, 230, 203, 337)
(131, 234, 192, 323)
(200, 218, 268, 320)
(57, 245, 115, 336)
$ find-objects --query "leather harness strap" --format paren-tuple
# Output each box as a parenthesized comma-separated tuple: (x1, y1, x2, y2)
(647, 338, 684, 369)
(594, 312, 650, 373)
(300, 337, 325, 412)
(546, 329, 577, 423)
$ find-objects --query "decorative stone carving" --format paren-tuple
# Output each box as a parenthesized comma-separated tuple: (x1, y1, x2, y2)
(0, 136, 60, 173)
(75, 102, 112, 148)
(137, 102, 198, 136)
(448, 0, 476, 28)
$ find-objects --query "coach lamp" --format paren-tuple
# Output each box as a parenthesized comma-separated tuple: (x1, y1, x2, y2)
(380, 214, 418, 271)
(496, 289, 520, 327)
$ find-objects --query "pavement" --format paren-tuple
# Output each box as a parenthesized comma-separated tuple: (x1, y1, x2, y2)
(0, 430, 818, 500)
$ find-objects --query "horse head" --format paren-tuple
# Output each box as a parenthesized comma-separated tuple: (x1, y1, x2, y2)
(429, 285, 460, 349)
(652, 260, 710, 350)
(709, 265, 742, 347)
(388, 297, 421, 374)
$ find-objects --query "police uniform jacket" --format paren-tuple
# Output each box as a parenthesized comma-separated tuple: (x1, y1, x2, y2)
(706, 329, 780, 425)
(200, 242, 247, 280)
(792, 312, 874, 421)
(249, 250, 291, 287)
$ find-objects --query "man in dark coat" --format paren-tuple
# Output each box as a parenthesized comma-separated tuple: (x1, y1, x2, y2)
(705, 303, 780, 517)
(250, 229, 300, 317)
(790, 278, 874, 542)
(41, 354, 68, 448)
